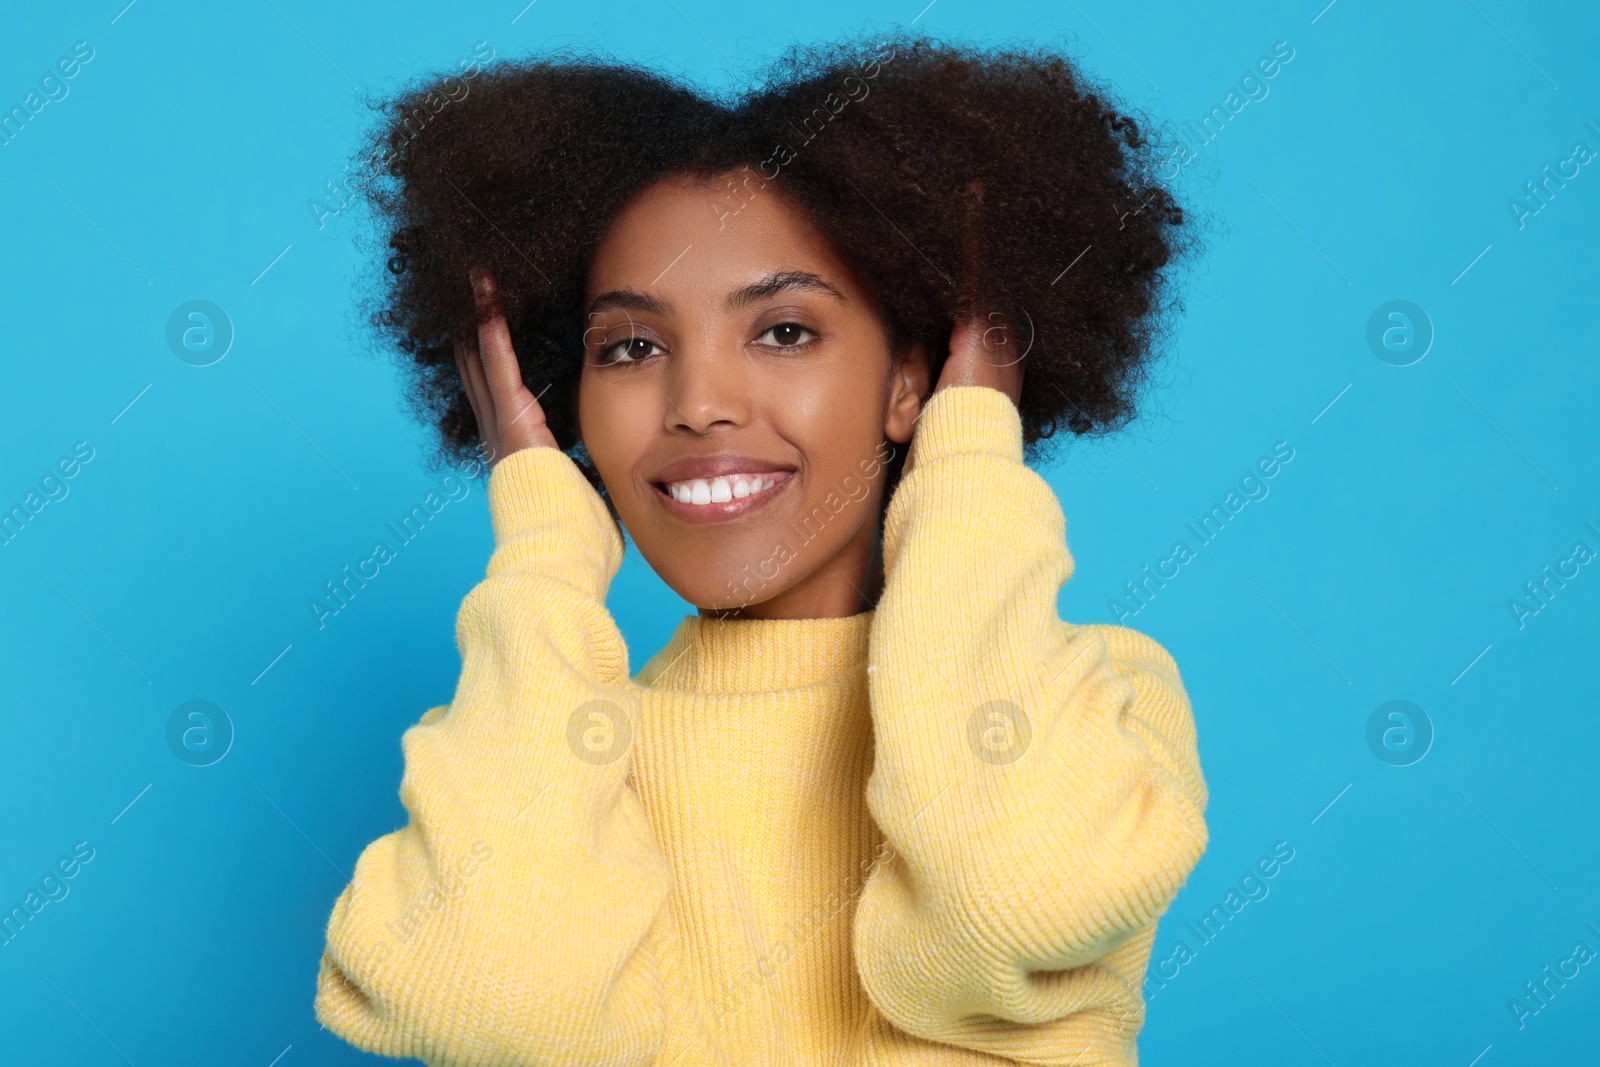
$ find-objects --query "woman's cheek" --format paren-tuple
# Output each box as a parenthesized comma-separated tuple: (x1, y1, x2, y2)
(578, 377, 658, 489)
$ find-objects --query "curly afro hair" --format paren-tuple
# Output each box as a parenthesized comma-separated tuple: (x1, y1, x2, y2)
(350, 32, 1203, 525)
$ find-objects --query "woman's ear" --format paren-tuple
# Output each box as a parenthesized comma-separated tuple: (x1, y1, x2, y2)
(884, 341, 931, 445)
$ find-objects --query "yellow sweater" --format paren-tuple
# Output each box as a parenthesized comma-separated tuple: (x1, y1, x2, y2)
(314, 384, 1208, 1066)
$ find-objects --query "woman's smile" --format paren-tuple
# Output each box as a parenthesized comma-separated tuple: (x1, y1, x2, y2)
(650, 467, 796, 524)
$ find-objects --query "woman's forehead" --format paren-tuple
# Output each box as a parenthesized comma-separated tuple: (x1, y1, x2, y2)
(584, 172, 867, 308)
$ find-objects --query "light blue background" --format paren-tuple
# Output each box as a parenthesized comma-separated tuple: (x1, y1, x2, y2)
(2, 1, 1596, 1064)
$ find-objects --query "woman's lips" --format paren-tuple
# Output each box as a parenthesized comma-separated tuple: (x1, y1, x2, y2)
(651, 470, 794, 524)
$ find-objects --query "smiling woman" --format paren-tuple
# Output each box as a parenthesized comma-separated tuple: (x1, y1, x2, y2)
(572, 174, 928, 619)
(316, 30, 1209, 1067)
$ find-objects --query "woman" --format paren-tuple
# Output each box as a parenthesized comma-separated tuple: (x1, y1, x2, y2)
(315, 33, 1208, 1065)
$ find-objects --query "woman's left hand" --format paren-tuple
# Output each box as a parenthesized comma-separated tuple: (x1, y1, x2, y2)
(932, 311, 1028, 409)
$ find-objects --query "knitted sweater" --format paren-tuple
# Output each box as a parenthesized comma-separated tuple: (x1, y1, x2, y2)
(314, 384, 1209, 1066)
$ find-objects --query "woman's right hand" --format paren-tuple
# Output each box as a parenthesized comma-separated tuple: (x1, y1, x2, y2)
(454, 266, 559, 466)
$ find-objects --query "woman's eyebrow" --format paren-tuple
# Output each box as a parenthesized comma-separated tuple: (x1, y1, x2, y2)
(587, 271, 845, 318)
(726, 271, 847, 309)
(588, 289, 672, 317)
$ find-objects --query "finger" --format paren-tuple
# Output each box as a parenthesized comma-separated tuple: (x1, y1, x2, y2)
(957, 181, 1024, 374)
(470, 267, 529, 411)
(454, 334, 490, 437)
(457, 329, 495, 428)
(959, 179, 987, 309)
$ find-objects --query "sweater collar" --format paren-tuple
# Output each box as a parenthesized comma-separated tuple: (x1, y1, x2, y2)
(637, 609, 875, 694)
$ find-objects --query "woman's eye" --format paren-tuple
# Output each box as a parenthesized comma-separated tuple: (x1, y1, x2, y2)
(755, 322, 816, 348)
(597, 336, 662, 365)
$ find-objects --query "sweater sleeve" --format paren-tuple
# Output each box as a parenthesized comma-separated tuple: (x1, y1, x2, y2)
(314, 445, 672, 1066)
(853, 385, 1208, 1063)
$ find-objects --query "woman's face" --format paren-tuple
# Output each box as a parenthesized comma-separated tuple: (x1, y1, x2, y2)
(577, 170, 928, 619)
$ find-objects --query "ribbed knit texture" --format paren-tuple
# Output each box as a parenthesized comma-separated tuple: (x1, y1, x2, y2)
(314, 384, 1209, 1066)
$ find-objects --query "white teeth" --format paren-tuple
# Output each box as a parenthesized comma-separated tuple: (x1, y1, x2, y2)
(665, 473, 782, 506)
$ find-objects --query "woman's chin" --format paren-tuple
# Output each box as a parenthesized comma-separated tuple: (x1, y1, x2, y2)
(685, 586, 780, 616)
(632, 536, 792, 615)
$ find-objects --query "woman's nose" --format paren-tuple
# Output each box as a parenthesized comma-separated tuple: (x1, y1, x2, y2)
(663, 334, 750, 435)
